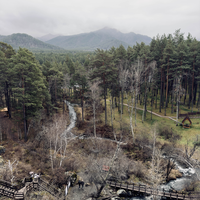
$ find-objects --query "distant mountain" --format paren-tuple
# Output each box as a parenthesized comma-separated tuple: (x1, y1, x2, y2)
(95, 27, 152, 46)
(37, 34, 61, 42)
(46, 28, 152, 50)
(0, 33, 64, 51)
(0, 35, 6, 40)
(46, 32, 129, 51)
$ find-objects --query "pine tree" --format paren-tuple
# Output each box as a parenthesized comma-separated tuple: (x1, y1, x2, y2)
(90, 49, 118, 125)
(0, 42, 15, 118)
(188, 39, 199, 111)
(162, 38, 175, 116)
(12, 48, 46, 141)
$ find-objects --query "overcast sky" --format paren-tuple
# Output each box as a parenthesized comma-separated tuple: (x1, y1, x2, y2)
(0, 0, 199, 40)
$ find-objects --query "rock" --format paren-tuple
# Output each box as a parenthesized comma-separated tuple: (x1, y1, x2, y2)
(85, 198, 93, 200)
(111, 197, 120, 200)
(0, 146, 5, 155)
(117, 189, 127, 197)
(0, 156, 4, 165)
(168, 169, 182, 180)
(41, 196, 50, 200)
(85, 182, 91, 187)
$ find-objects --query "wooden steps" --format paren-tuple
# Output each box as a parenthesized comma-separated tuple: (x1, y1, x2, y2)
(0, 178, 64, 200)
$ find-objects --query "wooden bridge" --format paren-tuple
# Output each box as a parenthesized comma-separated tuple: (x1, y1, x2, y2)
(106, 180, 200, 199)
(0, 178, 65, 199)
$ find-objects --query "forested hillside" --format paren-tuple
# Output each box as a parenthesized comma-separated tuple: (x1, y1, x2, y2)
(0, 29, 200, 142)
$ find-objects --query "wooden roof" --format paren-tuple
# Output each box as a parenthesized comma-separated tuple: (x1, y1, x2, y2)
(182, 115, 192, 128)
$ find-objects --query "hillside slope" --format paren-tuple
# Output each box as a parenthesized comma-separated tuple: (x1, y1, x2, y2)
(0, 33, 64, 51)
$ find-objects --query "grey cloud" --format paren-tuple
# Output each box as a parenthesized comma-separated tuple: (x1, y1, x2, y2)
(0, 0, 199, 40)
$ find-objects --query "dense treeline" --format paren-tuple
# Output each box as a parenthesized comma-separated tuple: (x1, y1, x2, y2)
(0, 29, 200, 141)
(89, 30, 200, 127)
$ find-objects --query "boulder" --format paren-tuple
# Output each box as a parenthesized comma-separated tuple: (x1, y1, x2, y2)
(117, 189, 127, 197)
(168, 169, 182, 180)
(85, 182, 91, 187)
(111, 197, 120, 200)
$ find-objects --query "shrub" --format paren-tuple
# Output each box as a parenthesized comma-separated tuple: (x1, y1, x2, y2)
(158, 126, 181, 142)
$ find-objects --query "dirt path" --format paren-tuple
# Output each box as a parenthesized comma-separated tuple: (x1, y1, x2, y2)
(124, 103, 180, 123)
(110, 100, 179, 123)
(66, 171, 97, 200)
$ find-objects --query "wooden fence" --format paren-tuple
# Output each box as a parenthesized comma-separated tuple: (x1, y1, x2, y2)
(179, 112, 200, 118)
(107, 180, 200, 199)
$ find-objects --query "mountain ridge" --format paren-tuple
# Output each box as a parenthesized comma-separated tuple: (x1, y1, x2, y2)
(36, 34, 62, 42)
(46, 27, 152, 50)
(0, 28, 152, 52)
(0, 33, 64, 51)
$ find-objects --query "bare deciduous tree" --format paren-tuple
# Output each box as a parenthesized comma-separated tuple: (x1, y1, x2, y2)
(88, 142, 121, 198)
(128, 58, 145, 142)
(150, 125, 164, 200)
(1, 160, 18, 184)
(42, 115, 69, 171)
(89, 80, 102, 138)
(173, 75, 185, 125)
(185, 135, 200, 161)
(118, 61, 129, 130)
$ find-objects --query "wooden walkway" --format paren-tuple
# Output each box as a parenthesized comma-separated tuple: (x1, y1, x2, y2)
(106, 180, 200, 199)
(0, 178, 64, 199)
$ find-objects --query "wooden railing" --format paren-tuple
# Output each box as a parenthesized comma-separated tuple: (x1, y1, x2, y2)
(0, 178, 64, 200)
(0, 187, 15, 198)
(38, 178, 62, 198)
(0, 179, 18, 190)
(106, 180, 200, 199)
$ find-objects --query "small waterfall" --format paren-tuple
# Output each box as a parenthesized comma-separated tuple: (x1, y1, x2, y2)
(160, 159, 196, 192)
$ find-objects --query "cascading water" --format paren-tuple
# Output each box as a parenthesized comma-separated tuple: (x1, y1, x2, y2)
(62, 100, 77, 138)
(160, 159, 197, 192)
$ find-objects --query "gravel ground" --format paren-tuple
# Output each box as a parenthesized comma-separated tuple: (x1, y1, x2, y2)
(66, 171, 97, 200)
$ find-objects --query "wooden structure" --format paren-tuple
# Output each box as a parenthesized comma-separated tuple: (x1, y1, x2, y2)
(179, 112, 200, 118)
(0, 178, 66, 200)
(182, 115, 192, 128)
(106, 180, 200, 199)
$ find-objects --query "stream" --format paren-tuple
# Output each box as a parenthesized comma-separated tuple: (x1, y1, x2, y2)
(64, 101, 198, 199)
(160, 160, 197, 191)
(62, 100, 77, 139)
(126, 160, 198, 200)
